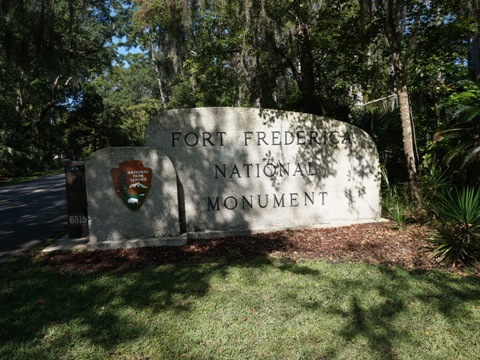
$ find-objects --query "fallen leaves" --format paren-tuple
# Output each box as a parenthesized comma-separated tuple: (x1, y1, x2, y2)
(38, 222, 477, 275)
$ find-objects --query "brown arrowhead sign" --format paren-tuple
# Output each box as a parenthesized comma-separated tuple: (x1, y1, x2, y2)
(111, 160, 152, 210)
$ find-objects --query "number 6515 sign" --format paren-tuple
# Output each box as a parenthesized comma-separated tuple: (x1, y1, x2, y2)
(69, 215, 87, 225)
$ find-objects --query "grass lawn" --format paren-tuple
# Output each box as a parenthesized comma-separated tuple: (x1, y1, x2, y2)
(1, 255, 479, 359)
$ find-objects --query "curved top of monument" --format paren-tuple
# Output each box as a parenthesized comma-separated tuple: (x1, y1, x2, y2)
(147, 107, 373, 141)
(146, 107, 379, 164)
(146, 107, 378, 155)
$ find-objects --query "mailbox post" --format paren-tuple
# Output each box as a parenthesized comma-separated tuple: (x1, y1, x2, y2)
(63, 160, 89, 238)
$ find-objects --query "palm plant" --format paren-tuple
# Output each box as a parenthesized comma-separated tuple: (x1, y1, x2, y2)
(428, 187, 480, 267)
(442, 104, 480, 168)
(419, 164, 452, 211)
(381, 167, 410, 230)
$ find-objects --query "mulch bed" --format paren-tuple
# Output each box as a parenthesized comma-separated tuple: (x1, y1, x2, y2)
(38, 222, 479, 276)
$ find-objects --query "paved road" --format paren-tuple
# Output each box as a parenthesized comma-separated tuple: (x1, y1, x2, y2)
(0, 174, 68, 264)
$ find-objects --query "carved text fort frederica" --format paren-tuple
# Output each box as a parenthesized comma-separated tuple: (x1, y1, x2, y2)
(169, 129, 354, 212)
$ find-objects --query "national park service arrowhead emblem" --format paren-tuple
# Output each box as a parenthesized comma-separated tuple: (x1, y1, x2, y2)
(111, 160, 152, 210)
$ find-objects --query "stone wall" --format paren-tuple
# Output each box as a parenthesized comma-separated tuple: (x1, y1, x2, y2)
(145, 107, 381, 237)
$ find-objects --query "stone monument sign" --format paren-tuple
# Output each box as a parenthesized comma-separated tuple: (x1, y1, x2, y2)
(145, 107, 381, 237)
(85, 147, 186, 249)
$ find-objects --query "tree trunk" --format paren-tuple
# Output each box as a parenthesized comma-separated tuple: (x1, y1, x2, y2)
(148, 39, 168, 109)
(297, 19, 318, 114)
(397, 83, 421, 205)
(380, 0, 421, 207)
(473, 35, 480, 81)
(472, 0, 480, 81)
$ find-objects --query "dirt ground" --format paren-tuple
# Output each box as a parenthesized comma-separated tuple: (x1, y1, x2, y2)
(38, 222, 479, 276)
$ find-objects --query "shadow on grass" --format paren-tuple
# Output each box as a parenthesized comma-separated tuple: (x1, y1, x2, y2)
(0, 257, 226, 357)
(1, 240, 479, 358)
(288, 265, 480, 359)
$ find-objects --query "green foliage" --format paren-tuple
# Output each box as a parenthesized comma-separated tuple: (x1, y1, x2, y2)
(0, 130, 28, 178)
(443, 104, 480, 169)
(381, 168, 410, 229)
(385, 200, 406, 230)
(446, 81, 480, 106)
(428, 187, 480, 267)
(351, 106, 406, 181)
(168, 79, 199, 109)
(120, 100, 162, 145)
(0, 0, 126, 174)
(0, 0, 478, 182)
(90, 60, 163, 148)
(419, 164, 452, 210)
(435, 81, 480, 184)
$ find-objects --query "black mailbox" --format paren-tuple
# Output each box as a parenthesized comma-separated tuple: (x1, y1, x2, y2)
(64, 160, 89, 238)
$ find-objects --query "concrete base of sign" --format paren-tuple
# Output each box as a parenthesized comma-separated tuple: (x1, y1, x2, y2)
(186, 218, 388, 240)
(42, 236, 89, 252)
(42, 219, 388, 253)
(86, 234, 188, 250)
(42, 234, 188, 252)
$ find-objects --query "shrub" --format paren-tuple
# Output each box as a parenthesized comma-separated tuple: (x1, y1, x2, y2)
(419, 164, 452, 214)
(381, 168, 410, 230)
(428, 187, 480, 267)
